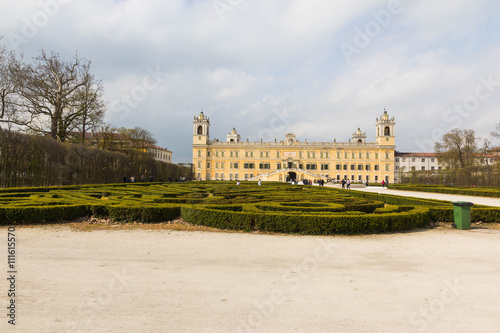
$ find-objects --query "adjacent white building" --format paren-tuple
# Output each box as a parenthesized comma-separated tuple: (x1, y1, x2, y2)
(394, 152, 441, 183)
(149, 145, 173, 163)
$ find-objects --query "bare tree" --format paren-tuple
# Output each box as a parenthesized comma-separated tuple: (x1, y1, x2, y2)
(10, 50, 104, 141)
(117, 126, 156, 150)
(435, 129, 477, 168)
(67, 79, 106, 145)
(491, 123, 500, 139)
(0, 39, 20, 128)
(96, 123, 117, 150)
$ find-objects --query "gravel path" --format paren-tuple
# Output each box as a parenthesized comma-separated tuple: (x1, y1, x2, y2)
(1, 223, 500, 333)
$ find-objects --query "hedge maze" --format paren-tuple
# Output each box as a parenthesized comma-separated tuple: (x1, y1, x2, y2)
(1, 182, 500, 235)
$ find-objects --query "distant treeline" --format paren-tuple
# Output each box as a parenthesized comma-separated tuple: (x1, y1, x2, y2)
(0, 129, 192, 188)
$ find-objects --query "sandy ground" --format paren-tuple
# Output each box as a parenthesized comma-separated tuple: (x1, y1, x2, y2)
(1, 222, 500, 333)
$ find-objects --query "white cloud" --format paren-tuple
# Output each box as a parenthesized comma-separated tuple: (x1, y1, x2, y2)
(1, 0, 499, 162)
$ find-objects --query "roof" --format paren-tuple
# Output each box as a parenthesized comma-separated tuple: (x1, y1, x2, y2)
(395, 152, 438, 157)
(149, 145, 172, 153)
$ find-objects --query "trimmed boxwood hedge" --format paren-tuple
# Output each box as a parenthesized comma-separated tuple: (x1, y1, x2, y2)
(180, 205, 430, 235)
(1, 182, 499, 234)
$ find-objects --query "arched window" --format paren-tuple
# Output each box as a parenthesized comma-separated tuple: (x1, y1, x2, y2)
(384, 126, 391, 136)
(197, 125, 203, 135)
(358, 139, 363, 144)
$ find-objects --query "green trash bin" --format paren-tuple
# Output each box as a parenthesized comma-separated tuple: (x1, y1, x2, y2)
(452, 201, 473, 230)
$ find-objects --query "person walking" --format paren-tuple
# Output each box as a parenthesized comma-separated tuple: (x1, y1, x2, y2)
(258, 179, 262, 186)
(346, 179, 351, 190)
(382, 180, 385, 188)
(341, 179, 346, 189)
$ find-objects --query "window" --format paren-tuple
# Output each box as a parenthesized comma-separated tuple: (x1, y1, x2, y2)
(221, 151, 225, 157)
(421, 166, 425, 170)
(260, 151, 264, 158)
(352, 152, 356, 159)
(321, 164, 329, 170)
(402, 158, 406, 162)
(375, 153, 379, 159)
(385, 152, 390, 159)
(299, 152, 303, 158)
(207, 162, 211, 168)
(336, 164, 341, 170)
(358, 164, 363, 171)
(421, 158, 425, 162)
(198, 150, 202, 157)
(395, 158, 399, 162)
(235, 151, 239, 157)
(277, 163, 281, 169)
(244, 163, 254, 169)
(306, 164, 317, 170)
(350, 164, 355, 170)
(359, 152, 363, 159)
(344, 152, 348, 159)
(215, 162, 219, 168)
(366, 152, 370, 159)
(365, 164, 370, 171)
(220, 173, 225, 180)
(374, 165, 379, 171)
(337, 152, 341, 158)
(395, 166, 399, 171)
(412, 158, 416, 162)
(215, 151, 219, 157)
(375, 175, 378, 181)
(235, 173, 239, 179)
(230, 151, 234, 157)
(215, 173, 219, 179)
(277, 151, 280, 158)
(385, 165, 390, 171)
(299, 163, 303, 169)
(197, 161, 201, 168)
(197, 125, 203, 135)
(431, 158, 435, 162)
(221, 162, 225, 169)
(343, 164, 348, 170)
(431, 166, 435, 170)
(234, 163, 239, 169)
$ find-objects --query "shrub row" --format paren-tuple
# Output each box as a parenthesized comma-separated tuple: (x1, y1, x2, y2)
(391, 184, 500, 198)
(180, 205, 430, 235)
(0, 203, 181, 224)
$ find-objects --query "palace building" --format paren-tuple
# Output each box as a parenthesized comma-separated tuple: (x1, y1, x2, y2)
(192, 109, 396, 183)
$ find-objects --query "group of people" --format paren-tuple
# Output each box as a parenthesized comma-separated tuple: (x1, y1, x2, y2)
(122, 175, 177, 183)
(341, 179, 351, 189)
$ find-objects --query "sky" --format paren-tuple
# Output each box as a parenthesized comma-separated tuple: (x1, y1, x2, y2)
(1, 0, 500, 163)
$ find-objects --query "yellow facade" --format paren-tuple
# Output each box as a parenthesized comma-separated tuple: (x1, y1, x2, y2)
(193, 110, 396, 183)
